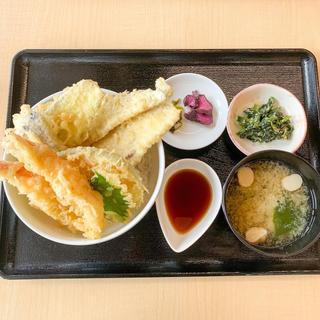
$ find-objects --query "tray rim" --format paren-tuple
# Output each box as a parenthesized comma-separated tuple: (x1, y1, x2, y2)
(1, 48, 320, 279)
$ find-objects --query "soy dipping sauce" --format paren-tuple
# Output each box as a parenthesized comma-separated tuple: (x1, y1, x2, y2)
(164, 169, 212, 233)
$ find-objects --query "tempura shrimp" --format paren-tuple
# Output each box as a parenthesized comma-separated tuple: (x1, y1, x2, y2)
(4, 133, 105, 239)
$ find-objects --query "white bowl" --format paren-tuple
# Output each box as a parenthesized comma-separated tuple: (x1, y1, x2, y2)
(156, 159, 222, 253)
(3, 89, 165, 245)
(163, 73, 228, 150)
(227, 83, 307, 155)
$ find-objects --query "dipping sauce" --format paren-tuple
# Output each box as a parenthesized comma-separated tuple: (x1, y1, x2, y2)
(164, 169, 212, 233)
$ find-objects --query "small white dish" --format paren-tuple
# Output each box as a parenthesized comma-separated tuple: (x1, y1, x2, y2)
(227, 83, 307, 155)
(163, 73, 228, 150)
(3, 89, 166, 246)
(156, 159, 222, 253)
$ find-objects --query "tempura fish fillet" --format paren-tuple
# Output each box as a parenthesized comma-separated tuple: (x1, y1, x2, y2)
(0, 161, 79, 233)
(13, 80, 105, 149)
(12, 78, 172, 150)
(4, 133, 105, 239)
(92, 77, 172, 146)
(93, 102, 181, 166)
(12, 107, 43, 144)
(59, 147, 146, 216)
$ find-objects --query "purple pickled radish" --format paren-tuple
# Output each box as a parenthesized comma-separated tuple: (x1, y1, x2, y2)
(183, 94, 197, 108)
(192, 90, 200, 98)
(184, 109, 213, 125)
(183, 90, 213, 125)
(183, 90, 201, 109)
(195, 112, 213, 125)
(184, 109, 198, 121)
(197, 95, 213, 115)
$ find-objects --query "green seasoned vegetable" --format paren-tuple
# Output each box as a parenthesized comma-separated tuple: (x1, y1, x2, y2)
(170, 99, 184, 133)
(273, 198, 299, 236)
(237, 97, 294, 143)
(90, 172, 129, 221)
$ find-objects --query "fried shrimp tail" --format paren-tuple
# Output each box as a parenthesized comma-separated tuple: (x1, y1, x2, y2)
(4, 133, 105, 239)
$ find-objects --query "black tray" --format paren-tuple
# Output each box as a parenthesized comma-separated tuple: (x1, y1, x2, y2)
(1, 49, 320, 279)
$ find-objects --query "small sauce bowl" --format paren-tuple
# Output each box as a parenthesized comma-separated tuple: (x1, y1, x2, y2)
(156, 159, 222, 253)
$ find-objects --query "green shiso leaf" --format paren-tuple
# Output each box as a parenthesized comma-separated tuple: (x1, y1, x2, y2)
(90, 172, 129, 221)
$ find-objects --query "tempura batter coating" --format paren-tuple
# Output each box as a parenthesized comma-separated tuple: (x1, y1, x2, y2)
(59, 147, 146, 217)
(0, 161, 79, 233)
(94, 101, 181, 166)
(91, 77, 172, 146)
(4, 133, 105, 239)
(12, 78, 172, 150)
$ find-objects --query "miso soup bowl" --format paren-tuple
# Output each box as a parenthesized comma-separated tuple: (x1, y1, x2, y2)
(222, 150, 320, 257)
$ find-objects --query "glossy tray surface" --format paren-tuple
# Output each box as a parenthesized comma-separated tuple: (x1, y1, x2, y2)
(1, 49, 319, 279)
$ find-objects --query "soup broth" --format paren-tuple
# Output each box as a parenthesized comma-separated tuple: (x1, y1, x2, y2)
(226, 160, 311, 247)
